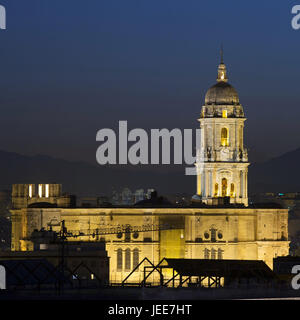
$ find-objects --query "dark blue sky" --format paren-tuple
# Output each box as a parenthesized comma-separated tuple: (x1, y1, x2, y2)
(0, 0, 299, 164)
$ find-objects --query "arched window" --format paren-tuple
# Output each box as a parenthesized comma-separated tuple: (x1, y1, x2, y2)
(221, 128, 229, 147)
(125, 248, 131, 271)
(133, 248, 139, 271)
(204, 248, 210, 259)
(211, 248, 216, 259)
(230, 183, 235, 197)
(214, 183, 219, 197)
(117, 249, 122, 271)
(222, 178, 228, 197)
(218, 249, 223, 260)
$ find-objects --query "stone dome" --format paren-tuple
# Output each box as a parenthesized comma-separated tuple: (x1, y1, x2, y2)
(205, 81, 239, 105)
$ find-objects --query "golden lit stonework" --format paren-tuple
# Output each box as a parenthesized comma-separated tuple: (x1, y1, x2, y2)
(196, 55, 249, 206)
(9, 54, 290, 285)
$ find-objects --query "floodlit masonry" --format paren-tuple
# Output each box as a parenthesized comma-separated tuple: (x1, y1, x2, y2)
(10, 206, 289, 284)
(195, 53, 249, 206)
(9, 54, 290, 284)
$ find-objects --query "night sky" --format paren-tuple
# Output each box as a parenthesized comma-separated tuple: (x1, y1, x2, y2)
(0, 0, 299, 166)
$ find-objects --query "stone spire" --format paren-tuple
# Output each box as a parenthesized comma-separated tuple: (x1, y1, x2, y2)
(217, 45, 228, 83)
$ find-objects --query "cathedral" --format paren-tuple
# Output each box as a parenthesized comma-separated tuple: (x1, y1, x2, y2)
(10, 55, 289, 284)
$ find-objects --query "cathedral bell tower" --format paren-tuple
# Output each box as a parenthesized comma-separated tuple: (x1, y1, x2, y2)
(195, 51, 249, 206)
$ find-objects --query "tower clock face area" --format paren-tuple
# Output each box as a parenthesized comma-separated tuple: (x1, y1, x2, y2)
(196, 57, 249, 206)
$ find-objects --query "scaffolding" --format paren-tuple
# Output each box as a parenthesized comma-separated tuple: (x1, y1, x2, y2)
(122, 257, 278, 288)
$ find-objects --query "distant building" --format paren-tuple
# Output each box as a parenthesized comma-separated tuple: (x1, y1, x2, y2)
(111, 190, 120, 205)
(146, 189, 155, 199)
(97, 195, 110, 206)
(121, 188, 133, 205)
(12, 184, 75, 209)
(134, 189, 145, 203)
(78, 197, 98, 208)
(110, 188, 156, 205)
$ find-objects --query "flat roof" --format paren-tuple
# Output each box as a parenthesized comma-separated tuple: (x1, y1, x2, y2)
(164, 258, 276, 279)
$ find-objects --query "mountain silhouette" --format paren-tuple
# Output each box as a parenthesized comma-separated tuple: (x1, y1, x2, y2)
(0, 150, 194, 196)
(0, 148, 299, 197)
(248, 147, 300, 194)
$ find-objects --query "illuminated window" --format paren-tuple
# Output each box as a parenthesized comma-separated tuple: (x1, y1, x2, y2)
(222, 110, 227, 118)
(230, 183, 235, 197)
(28, 185, 32, 198)
(91, 273, 95, 280)
(38, 184, 43, 198)
(222, 178, 228, 197)
(45, 184, 49, 198)
(117, 249, 122, 271)
(125, 248, 131, 271)
(221, 128, 229, 146)
(214, 183, 219, 197)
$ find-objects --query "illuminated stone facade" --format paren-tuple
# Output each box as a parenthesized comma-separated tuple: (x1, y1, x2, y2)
(12, 184, 74, 209)
(196, 57, 249, 206)
(9, 56, 290, 284)
(10, 206, 289, 284)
